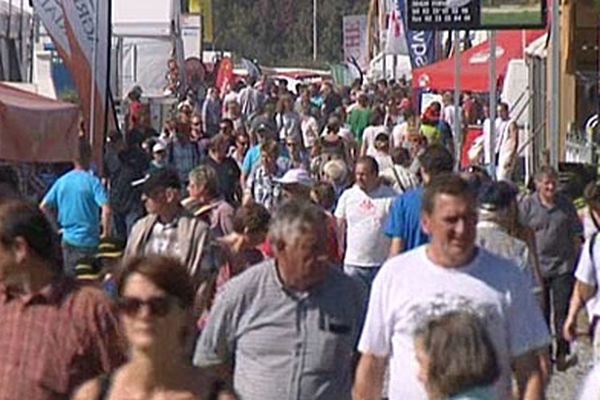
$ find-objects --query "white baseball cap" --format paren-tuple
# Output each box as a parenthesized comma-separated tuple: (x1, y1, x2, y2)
(275, 169, 314, 187)
(153, 142, 167, 153)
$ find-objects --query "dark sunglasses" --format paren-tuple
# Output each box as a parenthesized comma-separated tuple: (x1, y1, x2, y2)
(237, 140, 249, 146)
(117, 296, 174, 317)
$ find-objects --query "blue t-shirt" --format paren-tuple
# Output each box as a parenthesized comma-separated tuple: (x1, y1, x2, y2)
(42, 170, 108, 248)
(242, 145, 262, 176)
(241, 144, 290, 176)
(384, 187, 429, 251)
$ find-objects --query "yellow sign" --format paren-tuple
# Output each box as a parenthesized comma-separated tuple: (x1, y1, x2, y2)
(189, 0, 214, 43)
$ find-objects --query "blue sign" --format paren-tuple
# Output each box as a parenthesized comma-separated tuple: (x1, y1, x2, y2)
(396, 0, 438, 68)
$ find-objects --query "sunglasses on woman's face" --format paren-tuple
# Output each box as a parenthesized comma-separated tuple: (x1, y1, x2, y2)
(237, 140, 249, 147)
(117, 296, 174, 317)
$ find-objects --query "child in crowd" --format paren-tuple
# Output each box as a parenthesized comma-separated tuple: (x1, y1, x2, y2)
(414, 311, 500, 400)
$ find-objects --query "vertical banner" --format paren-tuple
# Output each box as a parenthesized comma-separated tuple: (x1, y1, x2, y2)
(377, 0, 391, 54)
(343, 15, 369, 69)
(384, 0, 408, 55)
(397, 0, 437, 68)
(31, 0, 72, 60)
(33, 0, 115, 172)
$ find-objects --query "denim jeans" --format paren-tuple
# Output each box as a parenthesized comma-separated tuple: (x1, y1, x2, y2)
(61, 242, 97, 277)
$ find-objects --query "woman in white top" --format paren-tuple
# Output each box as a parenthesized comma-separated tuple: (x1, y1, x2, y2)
(579, 181, 600, 240)
(361, 111, 390, 158)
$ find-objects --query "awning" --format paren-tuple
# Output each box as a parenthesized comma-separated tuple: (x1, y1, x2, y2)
(525, 33, 548, 58)
(0, 83, 79, 162)
(412, 30, 546, 93)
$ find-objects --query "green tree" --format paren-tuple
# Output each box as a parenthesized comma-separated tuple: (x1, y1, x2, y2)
(212, 0, 368, 67)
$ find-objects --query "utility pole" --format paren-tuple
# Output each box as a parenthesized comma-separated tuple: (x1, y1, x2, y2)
(549, 0, 560, 168)
(313, 0, 317, 61)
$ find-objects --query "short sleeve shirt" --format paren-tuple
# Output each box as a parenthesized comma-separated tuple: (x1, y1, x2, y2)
(574, 234, 600, 320)
(335, 185, 396, 267)
(519, 193, 583, 277)
(42, 170, 108, 247)
(194, 260, 366, 400)
(358, 246, 550, 400)
(384, 188, 429, 251)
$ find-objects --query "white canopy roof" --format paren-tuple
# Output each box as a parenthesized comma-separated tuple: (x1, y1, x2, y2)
(112, 0, 179, 37)
(525, 33, 547, 58)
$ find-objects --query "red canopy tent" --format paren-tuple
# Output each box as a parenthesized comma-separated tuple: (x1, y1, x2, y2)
(412, 30, 545, 93)
(0, 83, 79, 163)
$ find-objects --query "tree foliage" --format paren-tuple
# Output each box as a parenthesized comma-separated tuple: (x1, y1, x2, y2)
(212, 0, 368, 67)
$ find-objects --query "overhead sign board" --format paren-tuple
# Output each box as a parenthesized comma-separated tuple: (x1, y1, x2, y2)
(406, 0, 546, 31)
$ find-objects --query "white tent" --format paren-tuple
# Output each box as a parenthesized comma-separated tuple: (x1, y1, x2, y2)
(0, 0, 31, 81)
(112, 0, 185, 99)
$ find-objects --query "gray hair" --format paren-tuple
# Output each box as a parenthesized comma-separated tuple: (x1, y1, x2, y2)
(534, 165, 558, 182)
(268, 200, 326, 247)
(188, 165, 219, 198)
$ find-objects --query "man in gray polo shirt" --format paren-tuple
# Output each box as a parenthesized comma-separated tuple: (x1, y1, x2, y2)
(519, 165, 583, 370)
(193, 200, 366, 400)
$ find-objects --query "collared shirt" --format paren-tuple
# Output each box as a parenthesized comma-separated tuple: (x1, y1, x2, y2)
(169, 140, 200, 184)
(182, 197, 234, 238)
(519, 193, 583, 277)
(194, 259, 366, 400)
(380, 164, 419, 194)
(145, 217, 181, 257)
(0, 277, 124, 400)
(248, 165, 285, 212)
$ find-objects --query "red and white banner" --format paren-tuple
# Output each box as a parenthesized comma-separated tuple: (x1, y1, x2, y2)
(33, 0, 113, 171)
(343, 15, 369, 69)
(384, 0, 408, 55)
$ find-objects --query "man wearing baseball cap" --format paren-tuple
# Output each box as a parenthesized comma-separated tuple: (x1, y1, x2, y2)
(124, 169, 212, 290)
(276, 168, 314, 202)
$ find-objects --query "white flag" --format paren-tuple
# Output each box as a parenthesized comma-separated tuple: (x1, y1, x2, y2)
(384, 0, 408, 55)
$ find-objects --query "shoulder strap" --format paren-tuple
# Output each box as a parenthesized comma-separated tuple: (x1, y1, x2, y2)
(97, 373, 113, 400)
(590, 208, 600, 231)
(167, 142, 174, 164)
(391, 166, 406, 193)
(588, 231, 600, 268)
(590, 231, 599, 270)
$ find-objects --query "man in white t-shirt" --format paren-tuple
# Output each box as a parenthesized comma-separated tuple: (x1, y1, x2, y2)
(354, 173, 550, 400)
(335, 156, 396, 290)
(564, 233, 600, 363)
(482, 102, 519, 181)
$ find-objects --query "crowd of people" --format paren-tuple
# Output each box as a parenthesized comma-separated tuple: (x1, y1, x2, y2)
(0, 75, 599, 400)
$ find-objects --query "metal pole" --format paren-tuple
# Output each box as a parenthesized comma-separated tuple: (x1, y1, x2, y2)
(489, 31, 497, 177)
(453, 30, 461, 167)
(18, 0, 23, 78)
(550, 0, 560, 167)
(313, 0, 317, 61)
(90, 0, 99, 147)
